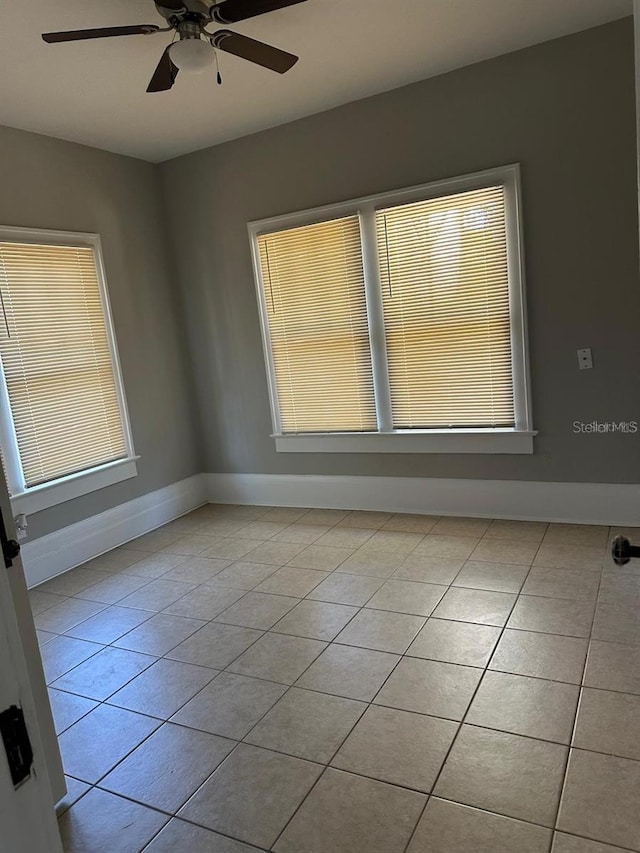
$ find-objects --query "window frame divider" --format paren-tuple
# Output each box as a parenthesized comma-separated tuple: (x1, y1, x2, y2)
(359, 204, 393, 432)
(0, 354, 25, 495)
(249, 232, 284, 435)
(90, 232, 136, 462)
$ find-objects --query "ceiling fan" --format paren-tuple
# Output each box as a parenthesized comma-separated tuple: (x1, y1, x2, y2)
(41, 0, 307, 92)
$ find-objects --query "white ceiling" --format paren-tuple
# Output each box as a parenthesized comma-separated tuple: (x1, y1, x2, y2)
(0, 0, 632, 162)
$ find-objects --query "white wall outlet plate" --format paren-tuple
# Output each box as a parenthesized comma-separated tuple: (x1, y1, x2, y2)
(577, 348, 593, 370)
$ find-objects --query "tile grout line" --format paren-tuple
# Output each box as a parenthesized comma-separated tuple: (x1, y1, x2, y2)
(266, 529, 437, 850)
(547, 538, 608, 853)
(399, 534, 548, 853)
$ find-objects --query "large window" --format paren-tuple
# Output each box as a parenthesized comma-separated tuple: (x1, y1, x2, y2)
(250, 165, 534, 454)
(0, 227, 137, 513)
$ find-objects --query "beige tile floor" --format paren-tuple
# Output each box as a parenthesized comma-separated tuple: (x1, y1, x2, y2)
(29, 504, 640, 852)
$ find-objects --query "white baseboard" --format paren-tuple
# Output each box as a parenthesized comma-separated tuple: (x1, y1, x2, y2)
(22, 471, 639, 588)
(206, 472, 639, 527)
(22, 474, 208, 588)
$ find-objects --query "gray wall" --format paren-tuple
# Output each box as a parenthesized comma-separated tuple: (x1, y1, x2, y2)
(161, 18, 640, 485)
(0, 125, 203, 539)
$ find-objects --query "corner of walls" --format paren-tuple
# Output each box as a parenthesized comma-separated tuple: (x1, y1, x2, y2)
(22, 474, 208, 588)
(154, 163, 210, 471)
(151, 162, 208, 471)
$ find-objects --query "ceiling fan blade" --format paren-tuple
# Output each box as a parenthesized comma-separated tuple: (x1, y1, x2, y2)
(212, 30, 297, 73)
(147, 45, 179, 92)
(42, 25, 160, 44)
(211, 0, 306, 24)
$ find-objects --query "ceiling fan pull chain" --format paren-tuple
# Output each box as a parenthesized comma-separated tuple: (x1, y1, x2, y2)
(214, 46, 223, 84)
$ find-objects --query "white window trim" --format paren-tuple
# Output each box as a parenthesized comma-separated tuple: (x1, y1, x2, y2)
(8, 457, 140, 516)
(273, 430, 535, 455)
(0, 225, 138, 514)
(249, 164, 535, 455)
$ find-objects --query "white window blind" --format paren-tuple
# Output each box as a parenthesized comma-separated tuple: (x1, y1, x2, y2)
(376, 186, 514, 428)
(257, 216, 377, 433)
(0, 240, 128, 488)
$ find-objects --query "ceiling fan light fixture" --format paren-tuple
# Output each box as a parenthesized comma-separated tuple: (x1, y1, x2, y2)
(169, 37, 214, 73)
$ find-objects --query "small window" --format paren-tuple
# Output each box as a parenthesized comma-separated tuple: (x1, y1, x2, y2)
(0, 228, 137, 513)
(250, 165, 534, 454)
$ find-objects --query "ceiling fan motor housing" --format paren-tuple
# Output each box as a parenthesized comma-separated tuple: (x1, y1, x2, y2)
(154, 1, 211, 24)
(176, 20, 205, 40)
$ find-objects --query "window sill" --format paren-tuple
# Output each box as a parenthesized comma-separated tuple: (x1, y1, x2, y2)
(274, 430, 536, 455)
(10, 457, 139, 516)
